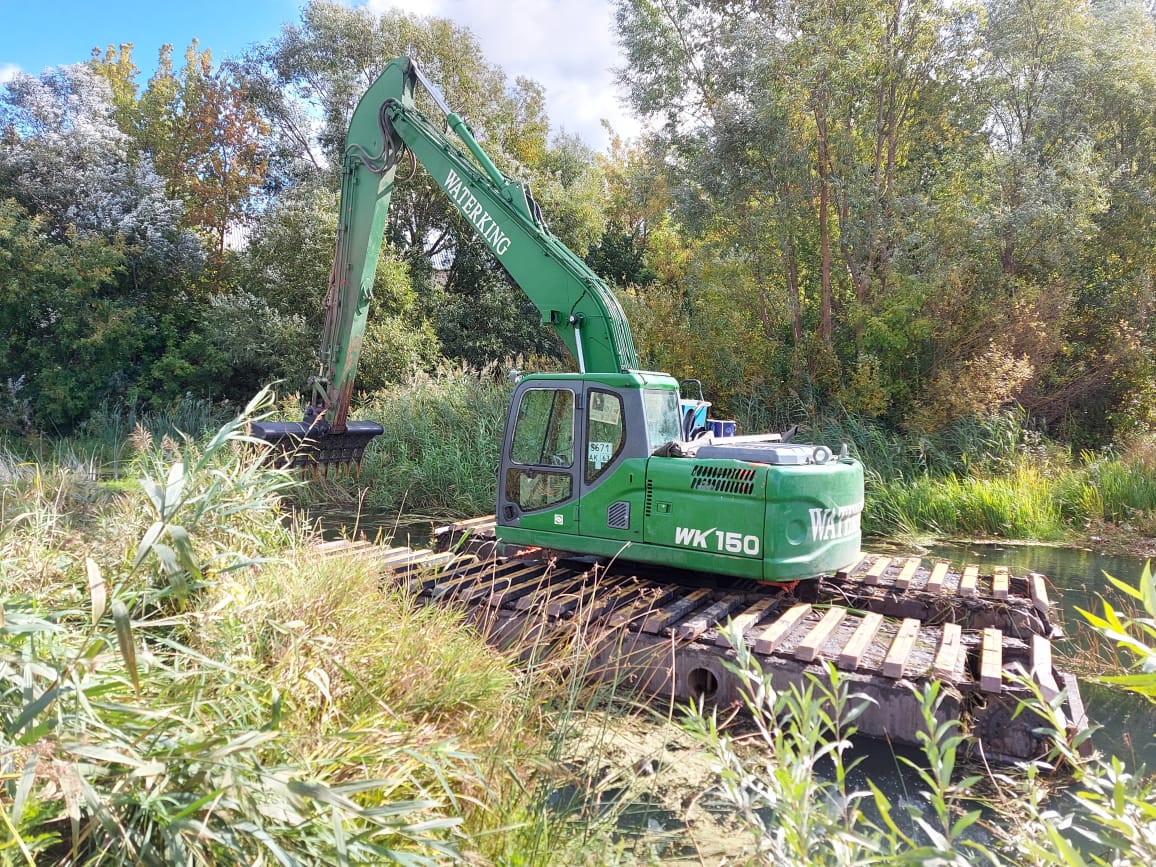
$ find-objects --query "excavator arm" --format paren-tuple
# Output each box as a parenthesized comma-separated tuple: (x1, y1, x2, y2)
(255, 56, 639, 469)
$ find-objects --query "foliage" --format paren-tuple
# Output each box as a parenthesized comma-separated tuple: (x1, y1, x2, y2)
(682, 615, 1156, 865)
(1080, 563, 1156, 702)
(612, 0, 1156, 444)
(0, 392, 533, 863)
(343, 364, 514, 516)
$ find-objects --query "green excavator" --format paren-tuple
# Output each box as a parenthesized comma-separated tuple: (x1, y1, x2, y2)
(253, 57, 864, 584)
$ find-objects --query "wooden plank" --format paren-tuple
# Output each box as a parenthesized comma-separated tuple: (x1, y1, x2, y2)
(677, 594, 746, 641)
(753, 603, 812, 655)
(406, 551, 458, 570)
(428, 561, 508, 600)
(794, 607, 847, 662)
(931, 623, 963, 681)
(924, 561, 950, 595)
(642, 588, 713, 634)
(992, 565, 1010, 600)
(837, 612, 884, 671)
(1029, 573, 1051, 617)
(484, 567, 560, 608)
(413, 556, 518, 595)
(515, 573, 589, 612)
(1031, 634, 1062, 704)
(863, 557, 892, 586)
(456, 562, 543, 602)
(893, 557, 921, 591)
(958, 565, 979, 597)
(315, 538, 374, 555)
(608, 584, 678, 628)
(836, 552, 867, 580)
(1062, 672, 1094, 757)
(882, 618, 921, 679)
(577, 578, 644, 620)
(715, 596, 780, 648)
(376, 546, 415, 565)
(981, 628, 1003, 693)
(546, 579, 603, 617)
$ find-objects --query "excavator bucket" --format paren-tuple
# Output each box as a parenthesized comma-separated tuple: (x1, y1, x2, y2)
(249, 420, 384, 473)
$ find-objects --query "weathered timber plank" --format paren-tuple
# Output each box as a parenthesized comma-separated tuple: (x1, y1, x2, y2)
(863, 557, 892, 586)
(377, 547, 417, 565)
(837, 612, 884, 671)
(515, 573, 590, 612)
(1031, 634, 1062, 704)
(315, 539, 375, 555)
(545, 578, 602, 617)
(676, 594, 745, 641)
(836, 553, 867, 580)
(412, 556, 513, 595)
(795, 607, 848, 662)
(1062, 672, 1094, 757)
(894, 557, 921, 591)
(1029, 573, 1051, 617)
(642, 588, 713, 634)
(577, 579, 643, 621)
(404, 551, 458, 571)
(484, 567, 560, 608)
(958, 565, 979, 597)
(608, 584, 678, 628)
(429, 561, 507, 600)
(882, 618, 921, 679)
(398, 554, 476, 590)
(992, 566, 1010, 600)
(753, 603, 812, 655)
(925, 561, 950, 595)
(932, 623, 963, 681)
(981, 628, 1003, 693)
(456, 562, 543, 602)
(715, 596, 780, 648)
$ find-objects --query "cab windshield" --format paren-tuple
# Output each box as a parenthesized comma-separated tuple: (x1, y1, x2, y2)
(642, 388, 682, 452)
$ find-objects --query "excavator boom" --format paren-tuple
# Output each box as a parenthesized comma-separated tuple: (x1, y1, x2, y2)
(255, 57, 639, 468)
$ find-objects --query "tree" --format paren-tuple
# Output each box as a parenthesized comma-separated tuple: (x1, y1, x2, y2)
(94, 42, 271, 259)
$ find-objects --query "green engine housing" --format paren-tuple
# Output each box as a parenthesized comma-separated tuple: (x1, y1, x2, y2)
(495, 373, 863, 583)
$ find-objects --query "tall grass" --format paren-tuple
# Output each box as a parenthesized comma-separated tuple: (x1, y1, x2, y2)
(0, 391, 487, 862)
(0, 389, 658, 864)
(342, 364, 513, 517)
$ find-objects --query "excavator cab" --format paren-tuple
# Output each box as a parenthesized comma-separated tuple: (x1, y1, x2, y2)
(496, 372, 864, 584)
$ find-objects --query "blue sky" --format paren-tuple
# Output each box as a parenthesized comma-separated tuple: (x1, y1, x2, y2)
(0, 0, 639, 150)
(0, 1, 296, 79)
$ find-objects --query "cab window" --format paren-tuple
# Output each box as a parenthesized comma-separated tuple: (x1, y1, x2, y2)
(642, 388, 682, 453)
(511, 388, 574, 467)
(585, 390, 625, 484)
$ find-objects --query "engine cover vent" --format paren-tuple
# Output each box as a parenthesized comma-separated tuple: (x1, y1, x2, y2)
(690, 464, 757, 495)
(607, 501, 631, 530)
(644, 480, 654, 517)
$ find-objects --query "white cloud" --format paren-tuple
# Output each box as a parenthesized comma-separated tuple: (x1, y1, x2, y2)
(0, 64, 22, 84)
(366, 0, 641, 150)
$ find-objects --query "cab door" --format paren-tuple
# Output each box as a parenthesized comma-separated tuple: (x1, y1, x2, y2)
(576, 385, 644, 544)
(497, 382, 580, 533)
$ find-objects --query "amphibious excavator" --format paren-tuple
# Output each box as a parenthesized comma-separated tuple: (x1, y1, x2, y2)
(253, 56, 863, 585)
(256, 59, 1088, 759)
